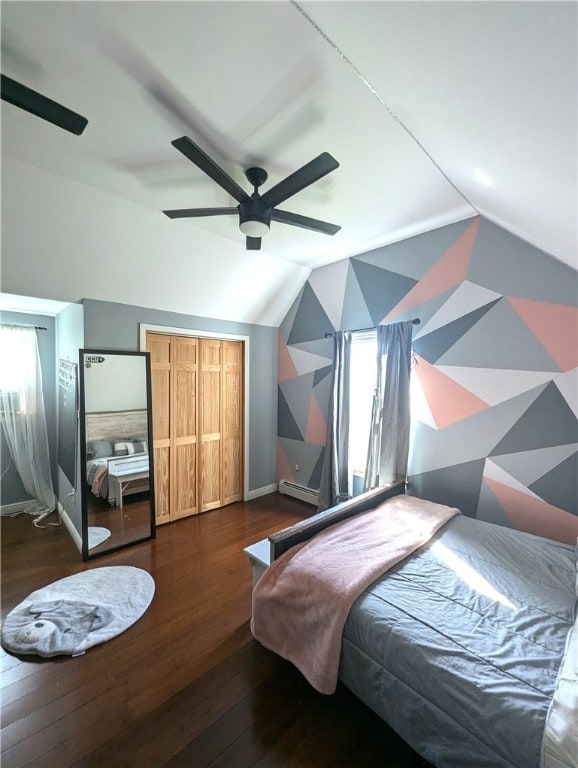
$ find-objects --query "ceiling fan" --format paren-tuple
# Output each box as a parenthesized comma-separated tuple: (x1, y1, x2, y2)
(163, 136, 341, 250)
(1, 74, 88, 135)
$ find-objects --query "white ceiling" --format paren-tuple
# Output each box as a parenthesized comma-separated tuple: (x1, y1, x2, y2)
(0, 292, 70, 316)
(1, 1, 576, 324)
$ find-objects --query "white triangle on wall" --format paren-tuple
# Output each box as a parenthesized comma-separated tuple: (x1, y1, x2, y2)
(436, 365, 555, 406)
(483, 459, 542, 499)
(414, 280, 502, 339)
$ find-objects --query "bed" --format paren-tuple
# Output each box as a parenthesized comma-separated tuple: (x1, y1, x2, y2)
(85, 410, 150, 506)
(250, 486, 577, 768)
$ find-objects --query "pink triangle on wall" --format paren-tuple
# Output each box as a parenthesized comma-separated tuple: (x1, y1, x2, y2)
(507, 297, 578, 372)
(413, 354, 489, 429)
(304, 391, 327, 446)
(485, 476, 578, 544)
(278, 332, 299, 383)
(382, 217, 480, 324)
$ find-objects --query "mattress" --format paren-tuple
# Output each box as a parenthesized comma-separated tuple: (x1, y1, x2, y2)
(339, 515, 577, 768)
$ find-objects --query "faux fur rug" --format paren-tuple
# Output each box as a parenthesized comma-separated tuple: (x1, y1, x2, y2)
(1, 566, 154, 657)
(87, 527, 111, 550)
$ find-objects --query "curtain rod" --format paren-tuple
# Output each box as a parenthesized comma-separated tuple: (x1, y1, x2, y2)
(324, 318, 420, 338)
(0, 323, 47, 331)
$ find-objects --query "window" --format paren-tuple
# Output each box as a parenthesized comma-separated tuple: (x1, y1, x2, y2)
(0, 327, 36, 414)
(348, 327, 416, 494)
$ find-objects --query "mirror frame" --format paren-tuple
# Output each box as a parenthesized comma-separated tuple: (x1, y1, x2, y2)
(79, 348, 156, 561)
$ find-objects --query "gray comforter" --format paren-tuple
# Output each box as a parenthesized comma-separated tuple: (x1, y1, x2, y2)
(340, 515, 577, 768)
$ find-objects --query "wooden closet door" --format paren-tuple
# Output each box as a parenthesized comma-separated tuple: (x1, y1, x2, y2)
(171, 336, 198, 519)
(148, 332, 243, 522)
(146, 333, 171, 525)
(222, 341, 243, 505)
(199, 339, 222, 512)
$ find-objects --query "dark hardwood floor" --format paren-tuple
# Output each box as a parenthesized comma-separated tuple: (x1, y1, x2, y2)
(86, 491, 152, 551)
(1, 494, 430, 768)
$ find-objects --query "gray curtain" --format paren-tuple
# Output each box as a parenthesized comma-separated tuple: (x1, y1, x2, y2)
(317, 331, 352, 512)
(364, 320, 413, 491)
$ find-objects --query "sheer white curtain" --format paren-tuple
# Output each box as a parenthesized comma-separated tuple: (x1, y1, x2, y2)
(0, 326, 55, 514)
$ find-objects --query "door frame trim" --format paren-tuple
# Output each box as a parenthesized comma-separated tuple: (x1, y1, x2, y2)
(140, 323, 250, 501)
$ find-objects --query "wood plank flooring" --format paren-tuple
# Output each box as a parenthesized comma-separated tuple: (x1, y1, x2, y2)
(1, 494, 431, 768)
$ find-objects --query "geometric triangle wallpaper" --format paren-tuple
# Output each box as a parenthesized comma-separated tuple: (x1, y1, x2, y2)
(278, 216, 578, 543)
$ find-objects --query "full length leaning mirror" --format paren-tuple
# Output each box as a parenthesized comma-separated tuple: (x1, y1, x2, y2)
(79, 349, 155, 560)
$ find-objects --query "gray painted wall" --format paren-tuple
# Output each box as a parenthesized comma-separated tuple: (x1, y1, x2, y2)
(0, 311, 57, 506)
(82, 299, 278, 493)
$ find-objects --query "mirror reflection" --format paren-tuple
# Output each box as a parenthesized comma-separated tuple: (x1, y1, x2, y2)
(79, 350, 155, 559)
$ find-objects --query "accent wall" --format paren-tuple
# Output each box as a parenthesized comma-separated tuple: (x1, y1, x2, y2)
(278, 216, 578, 543)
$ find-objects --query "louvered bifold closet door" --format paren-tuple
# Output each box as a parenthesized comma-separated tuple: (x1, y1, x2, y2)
(199, 339, 222, 512)
(146, 333, 171, 525)
(171, 336, 198, 519)
(222, 341, 243, 505)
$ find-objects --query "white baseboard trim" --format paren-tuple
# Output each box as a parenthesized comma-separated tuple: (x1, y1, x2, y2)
(57, 500, 82, 553)
(0, 500, 32, 516)
(245, 484, 278, 501)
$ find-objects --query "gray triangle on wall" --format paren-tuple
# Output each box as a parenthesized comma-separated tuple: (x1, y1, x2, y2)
(278, 389, 304, 442)
(308, 449, 325, 491)
(414, 298, 501, 364)
(529, 451, 578, 513)
(350, 259, 417, 326)
(280, 285, 305, 341)
(279, 372, 315, 438)
(287, 283, 335, 345)
(469, 219, 578, 305)
(278, 438, 324, 487)
(289, 338, 334, 359)
(437, 298, 560, 371)
(409, 381, 547, 476)
(408, 458, 485, 518)
(339, 261, 374, 333)
(354, 218, 475, 279)
(475, 479, 513, 528)
(490, 382, 578, 456)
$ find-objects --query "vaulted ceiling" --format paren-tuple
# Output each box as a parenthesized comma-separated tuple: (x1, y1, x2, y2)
(1, 2, 576, 326)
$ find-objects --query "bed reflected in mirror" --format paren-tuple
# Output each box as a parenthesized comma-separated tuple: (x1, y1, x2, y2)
(79, 349, 155, 560)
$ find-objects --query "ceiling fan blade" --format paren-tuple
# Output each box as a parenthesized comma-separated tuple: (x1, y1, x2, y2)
(171, 137, 248, 203)
(246, 237, 261, 251)
(163, 207, 238, 219)
(1, 74, 88, 135)
(261, 152, 339, 208)
(271, 209, 341, 235)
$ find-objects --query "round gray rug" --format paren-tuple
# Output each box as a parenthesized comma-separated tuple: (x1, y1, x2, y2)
(87, 526, 112, 550)
(1, 566, 154, 658)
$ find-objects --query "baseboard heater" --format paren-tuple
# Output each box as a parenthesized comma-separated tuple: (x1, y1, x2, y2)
(278, 480, 319, 506)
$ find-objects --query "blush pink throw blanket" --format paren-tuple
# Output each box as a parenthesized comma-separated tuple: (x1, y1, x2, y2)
(251, 495, 459, 694)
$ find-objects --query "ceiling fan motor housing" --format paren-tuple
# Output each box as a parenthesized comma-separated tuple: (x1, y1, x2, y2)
(245, 166, 268, 189)
(239, 196, 271, 230)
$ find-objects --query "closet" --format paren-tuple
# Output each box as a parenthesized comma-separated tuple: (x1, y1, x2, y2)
(146, 332, 243, 525)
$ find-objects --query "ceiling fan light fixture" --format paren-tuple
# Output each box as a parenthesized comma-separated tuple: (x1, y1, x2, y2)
(239, 218, 270, 238)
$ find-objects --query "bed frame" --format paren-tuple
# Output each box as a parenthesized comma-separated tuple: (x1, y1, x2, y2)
(269, 480, 406, 559)
(244, 481, 406, 587)
(85, 409, 150, 505)
(85, 409, 148, 443)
